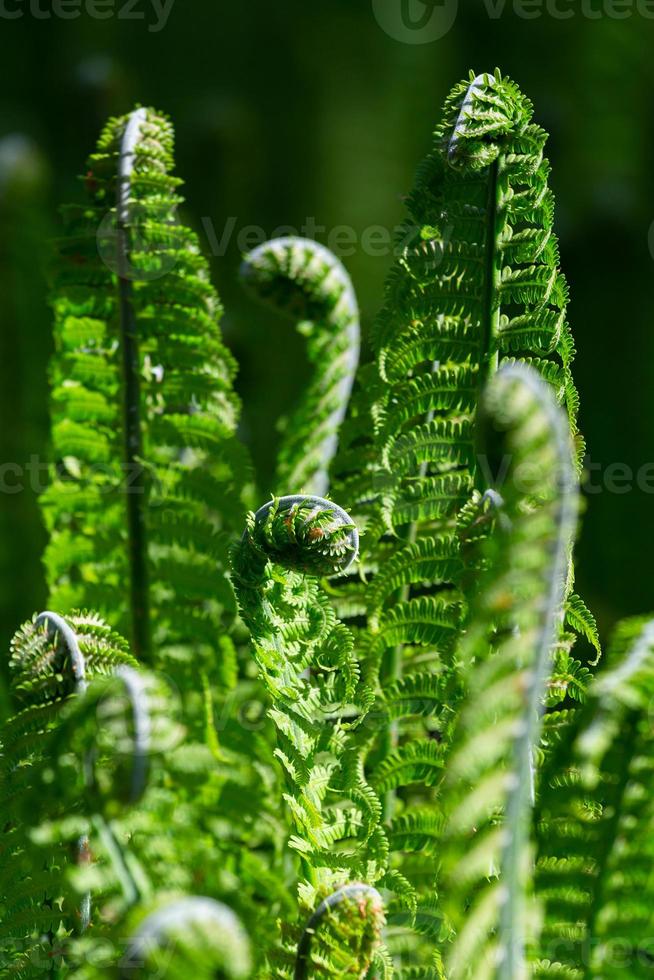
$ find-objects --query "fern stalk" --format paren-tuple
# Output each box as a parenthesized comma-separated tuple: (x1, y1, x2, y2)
(115, 108, 151, 660)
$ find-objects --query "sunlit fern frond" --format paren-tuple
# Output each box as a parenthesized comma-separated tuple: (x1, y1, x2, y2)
(231, 496, 390, 973)
(241, 237, 360, 498)
(43, 106, 251, 670)
(436, 363, 578, 980)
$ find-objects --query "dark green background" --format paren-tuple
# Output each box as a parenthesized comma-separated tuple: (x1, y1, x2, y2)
(1, 0, 652, 683)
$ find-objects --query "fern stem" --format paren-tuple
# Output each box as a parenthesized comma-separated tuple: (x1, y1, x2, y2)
(492, 365, 577, 979)
(35, 611, 91, 932)
(480, 156, 501, 389)
(91, 813, 145, 908)
(116, 108, 151, 662)
(449, 72, 502, 396)
(35, 611, 88, 694)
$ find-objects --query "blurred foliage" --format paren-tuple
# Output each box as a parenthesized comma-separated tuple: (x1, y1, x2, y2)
(1, 0, 654, 689)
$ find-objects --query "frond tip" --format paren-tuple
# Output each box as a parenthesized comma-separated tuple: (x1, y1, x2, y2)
(294, 883, 385, 980)
(236, 494, 359, 579)
(121, 896, 252, 978)
(241, 237, 360, 497)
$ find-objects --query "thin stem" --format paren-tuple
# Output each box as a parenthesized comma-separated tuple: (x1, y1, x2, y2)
(92, 814, 145, 909)
(36, 611, 91, 933)
(116, 108, 151, 662)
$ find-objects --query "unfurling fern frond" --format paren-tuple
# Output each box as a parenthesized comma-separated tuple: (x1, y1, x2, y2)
(325, 76, 594, 930)
(294, 883, 386, 980)
(320, 76, 592, 949)
(118, 897, 252, 979)
(535, 617, 654, 978)
(0, 611, 137, 970)
(43, 106, 250, 667)
(437, 364, 578, 979)
(231, 495, 389, 975)
(241, 237, 360, 497)
(360, 67, 583, 542)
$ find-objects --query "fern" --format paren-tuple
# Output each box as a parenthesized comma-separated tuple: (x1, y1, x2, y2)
(294, 883, 386, 980)
(0, 610, 257, 979)
(320, 73, 593, 948)
(535, 616, 654, 977)
(336, 67, 584, 540)
(436, 363, 577, 979)
(7, 71, 645, 980)
(231, 495, 389, 975)
(0, 611, 137, 971)
(43, 106, 250, 667)
(241, 237, 360, 496)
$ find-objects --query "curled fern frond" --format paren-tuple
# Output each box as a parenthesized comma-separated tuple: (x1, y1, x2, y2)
(231, 496, 388, 970)
(241, 238, 360, 497)
(0, 611, 137, 965)
(438, 363, 578, 979)
(294, 883, 385, 980)
(120, 896, 252, 979)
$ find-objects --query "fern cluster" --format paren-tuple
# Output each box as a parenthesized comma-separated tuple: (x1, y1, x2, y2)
(1, 68, 650, 980)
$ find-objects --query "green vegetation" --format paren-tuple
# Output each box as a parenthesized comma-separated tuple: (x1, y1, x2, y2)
(1, 71, 649, 980)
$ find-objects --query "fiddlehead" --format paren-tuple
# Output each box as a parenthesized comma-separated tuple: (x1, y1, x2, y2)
(241, 238, 360, 497)
(231, 496, 389, 975)
(0, 611, 137, 969)
(232, 493, 361, 725)
(437, 363, 578, 978)
(120, 897, 252, 979)
(294, 883, 385, 980)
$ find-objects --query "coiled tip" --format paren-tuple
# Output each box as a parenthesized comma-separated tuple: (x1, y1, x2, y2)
(248, 494, 359, 577)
